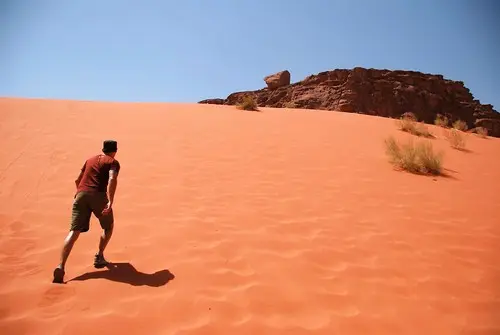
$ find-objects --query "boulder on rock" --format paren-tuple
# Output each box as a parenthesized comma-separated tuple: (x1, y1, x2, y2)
(264, 70, 291, 90)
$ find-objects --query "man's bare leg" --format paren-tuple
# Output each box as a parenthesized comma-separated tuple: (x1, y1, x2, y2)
(98, 224, 113, 256)
(59, 230, 81, 269)
(95, 223, 113, 268)
(53, 230, 80, 283)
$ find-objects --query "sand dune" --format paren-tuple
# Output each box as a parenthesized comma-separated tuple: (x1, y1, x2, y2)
(1, 97, 499, 335)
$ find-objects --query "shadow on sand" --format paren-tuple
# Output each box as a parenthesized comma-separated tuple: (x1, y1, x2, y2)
(69, 262, 175, 287)
(440, 168, 459, 180)
(454, 147, 474, 154)
(391, 166, 459, 180)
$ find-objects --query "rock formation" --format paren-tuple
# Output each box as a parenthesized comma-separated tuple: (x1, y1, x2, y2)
(264, 70, 291, 89)
(198, 98, 225, 105)
(199, 67, 500, 137)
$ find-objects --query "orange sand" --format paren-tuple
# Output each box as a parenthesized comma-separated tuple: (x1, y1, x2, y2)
(1, 97, 499, 335)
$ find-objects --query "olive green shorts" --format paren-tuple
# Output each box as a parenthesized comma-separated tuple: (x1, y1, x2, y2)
(70, 191, 113, 232)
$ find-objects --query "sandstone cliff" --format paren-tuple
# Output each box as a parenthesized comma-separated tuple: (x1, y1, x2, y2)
(199, 67, 500, 137)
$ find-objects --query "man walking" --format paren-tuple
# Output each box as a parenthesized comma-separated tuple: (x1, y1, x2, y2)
(53, 140, 121, 284)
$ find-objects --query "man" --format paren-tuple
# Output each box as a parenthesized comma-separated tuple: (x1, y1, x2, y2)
(53, 140, 121, 284)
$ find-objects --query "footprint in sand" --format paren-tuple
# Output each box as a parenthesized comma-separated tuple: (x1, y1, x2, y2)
(7, 220, 27, 234)
(38, 286, 75, 309)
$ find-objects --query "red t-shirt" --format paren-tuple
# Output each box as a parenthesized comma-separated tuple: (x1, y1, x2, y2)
(77, 154, 121, 193)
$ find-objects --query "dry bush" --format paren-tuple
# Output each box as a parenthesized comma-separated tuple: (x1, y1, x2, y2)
(434, 114, 449, 128)
(401, 112, 417, 121)
(475, 127, 488, 138)
(397, 113, 433, 138)
(418, 142, 444, 174)
(452, 119, 468, 131)
(397, 112, 417, 132)
(385, 136, 419, 173)
(445, 128, 467, 150)
(283, 101, 297, 108)
(415, 122, 433, 138)
(384, 136, 443, 175)
(397, 116, 417, 133)
(237, 96, 258, 111)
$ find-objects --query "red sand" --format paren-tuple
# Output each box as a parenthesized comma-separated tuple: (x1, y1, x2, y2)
(1, 97, 499, 335)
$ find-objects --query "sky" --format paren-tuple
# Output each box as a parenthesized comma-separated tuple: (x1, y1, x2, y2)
(1, 0, 499, 109)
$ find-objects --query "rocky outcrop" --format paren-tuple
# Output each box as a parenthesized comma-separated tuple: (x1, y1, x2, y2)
(264, 70, 291, 89)
(199, 67, 500, 137)
(475, 119, 500, 136)
(198, 98, 225, 105)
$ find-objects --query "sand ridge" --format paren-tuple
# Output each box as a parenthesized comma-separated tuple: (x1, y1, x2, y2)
(1, 98, 500, 334)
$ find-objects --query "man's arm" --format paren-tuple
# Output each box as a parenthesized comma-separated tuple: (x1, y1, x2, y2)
(107, 169, 118, 206)
(102, 161, 120, 215)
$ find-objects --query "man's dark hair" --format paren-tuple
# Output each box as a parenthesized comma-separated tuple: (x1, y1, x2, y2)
(102, 140, 118, 153)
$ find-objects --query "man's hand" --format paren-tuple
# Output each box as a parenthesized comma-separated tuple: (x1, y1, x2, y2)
(75, 176, 82, 189)
(102, 201, 113, 216)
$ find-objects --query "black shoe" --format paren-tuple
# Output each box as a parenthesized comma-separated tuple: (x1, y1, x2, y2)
(93, 254, 109, 268)
(53, 267, 65, 284)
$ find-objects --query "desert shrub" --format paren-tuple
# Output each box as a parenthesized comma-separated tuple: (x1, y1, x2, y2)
(452, 119, 468, 131)
(401, 112, 417, 121)
(237, 96, 258, 111)
(415, 122, 433, 138)
(283, 101, 297, 108)
(397, 116, 417, 134)
(397, 113, 433, 138)
(384, 136, 443, 175)
(434, 114, 449, 128)
(417, 141, 444, 174)
(385, 136, 419, 173)
(475, 127, 488, 138)
(445, 128, 467, 150)
(397, 113, 417, 132)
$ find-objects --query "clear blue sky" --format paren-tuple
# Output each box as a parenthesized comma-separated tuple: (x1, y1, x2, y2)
(1, 0, 499, 109)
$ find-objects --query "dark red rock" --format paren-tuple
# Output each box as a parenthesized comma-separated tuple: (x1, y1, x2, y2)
(475, 118, 500, 136)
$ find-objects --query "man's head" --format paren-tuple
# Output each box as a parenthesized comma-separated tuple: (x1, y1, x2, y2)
(102, 140, 118, 157)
